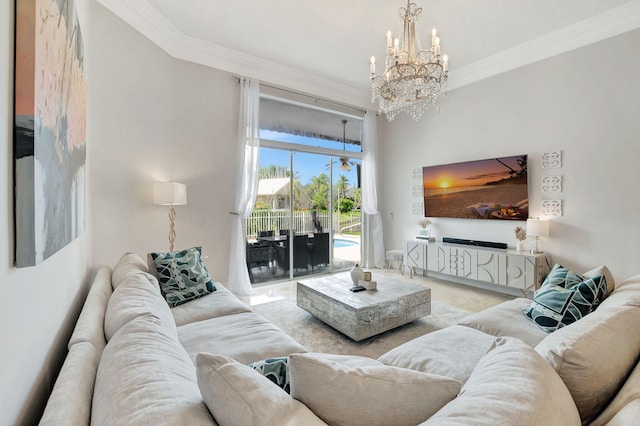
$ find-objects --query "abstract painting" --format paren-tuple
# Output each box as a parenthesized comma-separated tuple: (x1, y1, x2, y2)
(14, 0, 87, 267)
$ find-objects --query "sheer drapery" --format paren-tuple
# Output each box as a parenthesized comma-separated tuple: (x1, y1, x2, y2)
(361, 111, 385, 268)
(227, 78, 260, 295)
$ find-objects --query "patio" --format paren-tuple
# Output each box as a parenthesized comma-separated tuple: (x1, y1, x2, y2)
(245, 210, 361, 285)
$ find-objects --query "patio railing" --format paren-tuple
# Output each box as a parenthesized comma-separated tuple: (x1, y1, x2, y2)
(246, 210, 360, 239)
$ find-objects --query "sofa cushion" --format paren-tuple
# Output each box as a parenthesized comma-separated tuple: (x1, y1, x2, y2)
(289, 352, 461, 426)
(68, 265, 113, 352)
(523, 264, 608, 332)
(196, 353, 326, 426)
(40, 342, 99, 426)
(420, 337, 581, 426)
(599, 273, 640, 309)
(592, 400, 640, 426)
(170, 283, 252, 327)
(457, 298, 547, 347)
(178, 311, 306, 364)
(378, 325, 496, 383)
(104, 271, 176, 341)
(150, 246, 216, 307)
(248, 356, 291, 394)
(589, 359, 640, 426)
(535, 304, 640, 423)
(93, 314, 215, 426)
(111, 252, 148, 289)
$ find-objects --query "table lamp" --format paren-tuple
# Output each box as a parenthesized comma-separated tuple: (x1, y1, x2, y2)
(154, 182, 187, 251)
(526, 218, 549, 254)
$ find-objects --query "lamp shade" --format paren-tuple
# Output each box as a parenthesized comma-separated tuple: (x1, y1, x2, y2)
(153, 182, 187, 206)
(526, 219, 549, 238)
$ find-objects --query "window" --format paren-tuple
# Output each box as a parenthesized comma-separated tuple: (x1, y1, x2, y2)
(245, 87, 365, 285)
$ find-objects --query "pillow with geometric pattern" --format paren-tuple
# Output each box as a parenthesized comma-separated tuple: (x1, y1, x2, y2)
(523, 264, 608, 332)
(536, 264, 592, 290)
(248, 357, 290, 394)
(149, 246, 216, 307)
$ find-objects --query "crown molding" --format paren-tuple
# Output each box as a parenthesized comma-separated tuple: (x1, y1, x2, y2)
(449, 1, 640, 90)
(95, 0, 372, 110)
(98, 0, 640, 103)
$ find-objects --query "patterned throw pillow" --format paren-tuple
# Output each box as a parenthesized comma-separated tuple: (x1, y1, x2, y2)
(536, 264, 591, 290)
(150, 247, 216, 307)
(248, 357, 290, 394)
(523, 264, 608, 332)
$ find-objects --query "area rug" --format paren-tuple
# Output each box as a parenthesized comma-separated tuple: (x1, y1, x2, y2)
(252, 299, 471, 359)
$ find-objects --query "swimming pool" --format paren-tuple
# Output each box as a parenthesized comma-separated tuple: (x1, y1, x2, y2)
(334, 239, 359, 248)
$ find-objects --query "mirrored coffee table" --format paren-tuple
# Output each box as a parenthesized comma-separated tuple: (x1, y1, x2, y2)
(297, 272, 431, 341)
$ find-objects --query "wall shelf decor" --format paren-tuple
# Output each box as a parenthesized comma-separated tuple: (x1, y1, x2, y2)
(541, 151, 562, 169)
(542, 200, 563, 217)
(542, 176, 562, 193)
(412, 168, 422, 180)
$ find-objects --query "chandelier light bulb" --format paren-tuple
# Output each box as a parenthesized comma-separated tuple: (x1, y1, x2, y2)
(370, 56, 376, 74)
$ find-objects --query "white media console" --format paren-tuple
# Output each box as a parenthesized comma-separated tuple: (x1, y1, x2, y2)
(406, 240, 552, 296)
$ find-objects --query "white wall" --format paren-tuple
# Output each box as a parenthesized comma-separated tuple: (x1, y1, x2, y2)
(379, 29, 640, 283)
(90, 3, 238, 279)
(0, 0, 93, 424)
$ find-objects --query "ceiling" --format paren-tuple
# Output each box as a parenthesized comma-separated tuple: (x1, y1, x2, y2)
(98, 0, 640, 108)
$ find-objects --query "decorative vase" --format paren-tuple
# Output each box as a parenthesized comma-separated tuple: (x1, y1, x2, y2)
(516, 241, 525, 252)
(350, 264, 364, 284)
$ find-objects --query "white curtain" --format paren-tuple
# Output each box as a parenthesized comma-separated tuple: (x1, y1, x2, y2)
(227, 78, 261, 295)
(361, 111, 385, 268)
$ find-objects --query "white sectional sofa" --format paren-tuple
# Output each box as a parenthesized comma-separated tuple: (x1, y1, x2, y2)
(39, 252, 640, 425)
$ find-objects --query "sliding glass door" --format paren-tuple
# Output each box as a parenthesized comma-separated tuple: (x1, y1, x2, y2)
(245, 148, 361, 285)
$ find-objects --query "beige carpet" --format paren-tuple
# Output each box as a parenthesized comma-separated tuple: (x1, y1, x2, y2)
(252, 298, 470, 359)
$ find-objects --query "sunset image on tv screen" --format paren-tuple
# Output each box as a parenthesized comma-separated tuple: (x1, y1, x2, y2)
(422, 155, 528, 220)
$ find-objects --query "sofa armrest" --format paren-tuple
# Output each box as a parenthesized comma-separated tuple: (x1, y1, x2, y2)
(40, 342, 100, 426)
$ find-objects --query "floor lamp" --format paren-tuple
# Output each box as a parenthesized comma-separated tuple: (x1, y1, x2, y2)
(154, 182, 187, 251)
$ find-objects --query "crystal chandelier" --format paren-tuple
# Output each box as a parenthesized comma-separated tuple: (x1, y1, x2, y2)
(370, 1, 449, 121)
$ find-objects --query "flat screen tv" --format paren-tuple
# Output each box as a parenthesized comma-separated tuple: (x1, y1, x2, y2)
(422, 155, 528, 220)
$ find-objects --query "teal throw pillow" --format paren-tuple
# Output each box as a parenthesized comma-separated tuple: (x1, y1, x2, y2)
(523, 264, 608, 333)
(537, 264, 589, 289)
(248, 357, 290, 394)
(150, 246, 216, 307)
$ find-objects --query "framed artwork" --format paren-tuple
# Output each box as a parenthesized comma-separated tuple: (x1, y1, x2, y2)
(14, 0, 87, 267)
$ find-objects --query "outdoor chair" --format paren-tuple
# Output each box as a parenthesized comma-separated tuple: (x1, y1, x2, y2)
(275, 235, 309, 273)
(246, 242, 274, 283)
(310, 232, 330, 272)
